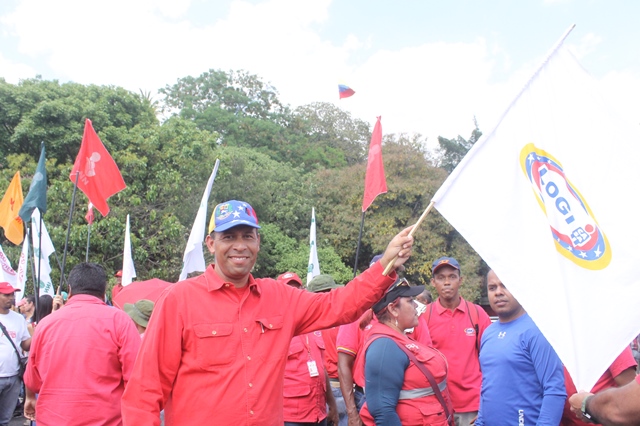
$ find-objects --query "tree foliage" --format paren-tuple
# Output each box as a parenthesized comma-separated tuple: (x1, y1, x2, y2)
(435, 118, 482, 173)
(0, 73, 487, 302)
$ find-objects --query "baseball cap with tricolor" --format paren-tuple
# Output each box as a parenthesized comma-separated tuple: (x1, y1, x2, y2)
(208, 200, 261, 234)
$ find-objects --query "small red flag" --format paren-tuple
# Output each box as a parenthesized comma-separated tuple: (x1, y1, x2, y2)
(70, 119, 126, 216)
(85, 202, 94, 225)
(361, 116, 387, 212)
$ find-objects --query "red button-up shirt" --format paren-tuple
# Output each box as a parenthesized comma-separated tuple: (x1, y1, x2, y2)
(121, 262, 396, 426)
(283, 332, 327, 422)
(24, 294, 141, 426)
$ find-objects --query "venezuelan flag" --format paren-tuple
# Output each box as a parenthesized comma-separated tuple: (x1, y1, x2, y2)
(338, 84, 355, 99)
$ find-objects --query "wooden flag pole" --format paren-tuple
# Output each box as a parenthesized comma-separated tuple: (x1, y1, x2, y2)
(382, 200, 436, 276)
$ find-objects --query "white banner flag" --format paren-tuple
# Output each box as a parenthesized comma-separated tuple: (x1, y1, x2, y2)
(432, 36, 640, 390)
(31, 208, 55, 297)
(15, 239, 29, 302)
(179, 159, 220, 281)
(122, 214, 136, 286)
(0, 244, 18, 292)
(307, 208, 320, 285)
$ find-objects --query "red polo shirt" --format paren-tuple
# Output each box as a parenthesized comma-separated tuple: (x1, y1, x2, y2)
(24, 295, 140, 426)
(321, 326, 339, 379)
(121, 262, 396, 426)
(283, 332, 327, 422)
(424, 297, 492, 413)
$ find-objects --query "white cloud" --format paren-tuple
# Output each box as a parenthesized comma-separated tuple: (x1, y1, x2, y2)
(0, 52, 36, 82)
(1, 0, 639, 147)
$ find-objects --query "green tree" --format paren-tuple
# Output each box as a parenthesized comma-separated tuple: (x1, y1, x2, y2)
(435, 118, 482, 173)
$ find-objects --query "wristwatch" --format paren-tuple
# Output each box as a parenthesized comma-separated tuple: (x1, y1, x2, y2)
(580, 395, 599, 424)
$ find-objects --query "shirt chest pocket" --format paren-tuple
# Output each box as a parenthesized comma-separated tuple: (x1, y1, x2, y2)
(194, 323, 236, 369)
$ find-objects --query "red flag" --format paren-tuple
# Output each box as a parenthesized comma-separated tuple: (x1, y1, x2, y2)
(85, 202, 94, 225)
(361, 116, 387, 212)
(70, 119, 126, 216)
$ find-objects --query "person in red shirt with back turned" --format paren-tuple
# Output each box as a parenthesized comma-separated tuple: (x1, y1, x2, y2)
(23, 263, 140, 426)
(121, 199, 414, 426)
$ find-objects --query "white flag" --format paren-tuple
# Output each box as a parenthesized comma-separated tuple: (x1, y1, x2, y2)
(307, 208, 320, 285)
(432, 37, 640, 390)
(179, 159, 220, 281)
(15, 239, 29, 302)
(122, 214, 136, 286)
(0, 245, 18, 292)
(31, 208, 55, 297)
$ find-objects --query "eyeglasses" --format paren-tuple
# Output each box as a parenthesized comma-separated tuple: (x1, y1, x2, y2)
(387, 278, 410, 292)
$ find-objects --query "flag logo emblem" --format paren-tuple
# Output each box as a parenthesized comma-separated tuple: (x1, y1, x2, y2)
(216, 203, 232, 220)
(520, 143, 611, 270)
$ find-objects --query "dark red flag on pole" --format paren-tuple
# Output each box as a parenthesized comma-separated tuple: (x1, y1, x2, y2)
(361, 116, 387, 212)
(70, 119, 126, 216)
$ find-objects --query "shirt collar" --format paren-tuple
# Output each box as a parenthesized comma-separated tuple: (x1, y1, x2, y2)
(66, 294, 107, 306)
(204, 264, 261, 296)
(435, 296, 466, 314)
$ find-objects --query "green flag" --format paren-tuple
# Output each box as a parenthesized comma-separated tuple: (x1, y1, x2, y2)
(19, 143, 47, 223)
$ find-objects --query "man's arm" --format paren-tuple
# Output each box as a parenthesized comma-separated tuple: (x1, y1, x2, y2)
(528, 328, 566, 426)
(122, 291, 182, 426)
(569, 377, 640, 426)
(290, 226, 413, 336)
(20, 336, 31, 352)
(23, 388, 36, 421)
(338, 352, 362, 426)
(325, 371, 339, 425)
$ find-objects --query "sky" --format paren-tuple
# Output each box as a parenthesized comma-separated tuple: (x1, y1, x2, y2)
(1, 0, 639, 149)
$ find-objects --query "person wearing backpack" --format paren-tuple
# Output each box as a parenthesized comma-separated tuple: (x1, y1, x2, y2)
(422, 257, 491, 426)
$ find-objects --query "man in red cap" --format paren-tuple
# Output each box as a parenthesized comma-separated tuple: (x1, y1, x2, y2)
(0, 282, 30, 426)
(122, 199, 414, 425)
(278, 272, 339, 426)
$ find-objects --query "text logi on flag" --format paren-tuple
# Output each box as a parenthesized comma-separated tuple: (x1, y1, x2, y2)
(431, 31, 640, 390)
(18, 142, 47, 223)
(362, 116, 387, 212)
(0, 171, 24, 244)
(70, 119, 126, 216)
(307, 208, 320, 285)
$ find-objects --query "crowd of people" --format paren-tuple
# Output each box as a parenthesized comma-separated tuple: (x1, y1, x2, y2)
(0, 198, 638, 425)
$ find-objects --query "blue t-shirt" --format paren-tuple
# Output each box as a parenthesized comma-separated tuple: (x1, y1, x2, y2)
(475, 313, 566, 426)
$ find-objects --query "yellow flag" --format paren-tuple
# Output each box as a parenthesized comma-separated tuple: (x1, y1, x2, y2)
(0, 172, 24, 244)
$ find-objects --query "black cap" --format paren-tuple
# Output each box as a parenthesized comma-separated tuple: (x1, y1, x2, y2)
(372, 278, 425, 314)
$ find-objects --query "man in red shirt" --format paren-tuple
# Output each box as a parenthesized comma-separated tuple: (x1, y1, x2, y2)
(424, 257, 492, 426)
(121, 199, 414, 426)
(308, 274, 345, 425)
(279, 272, 338, 426)
(23, 263, 140, 426)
